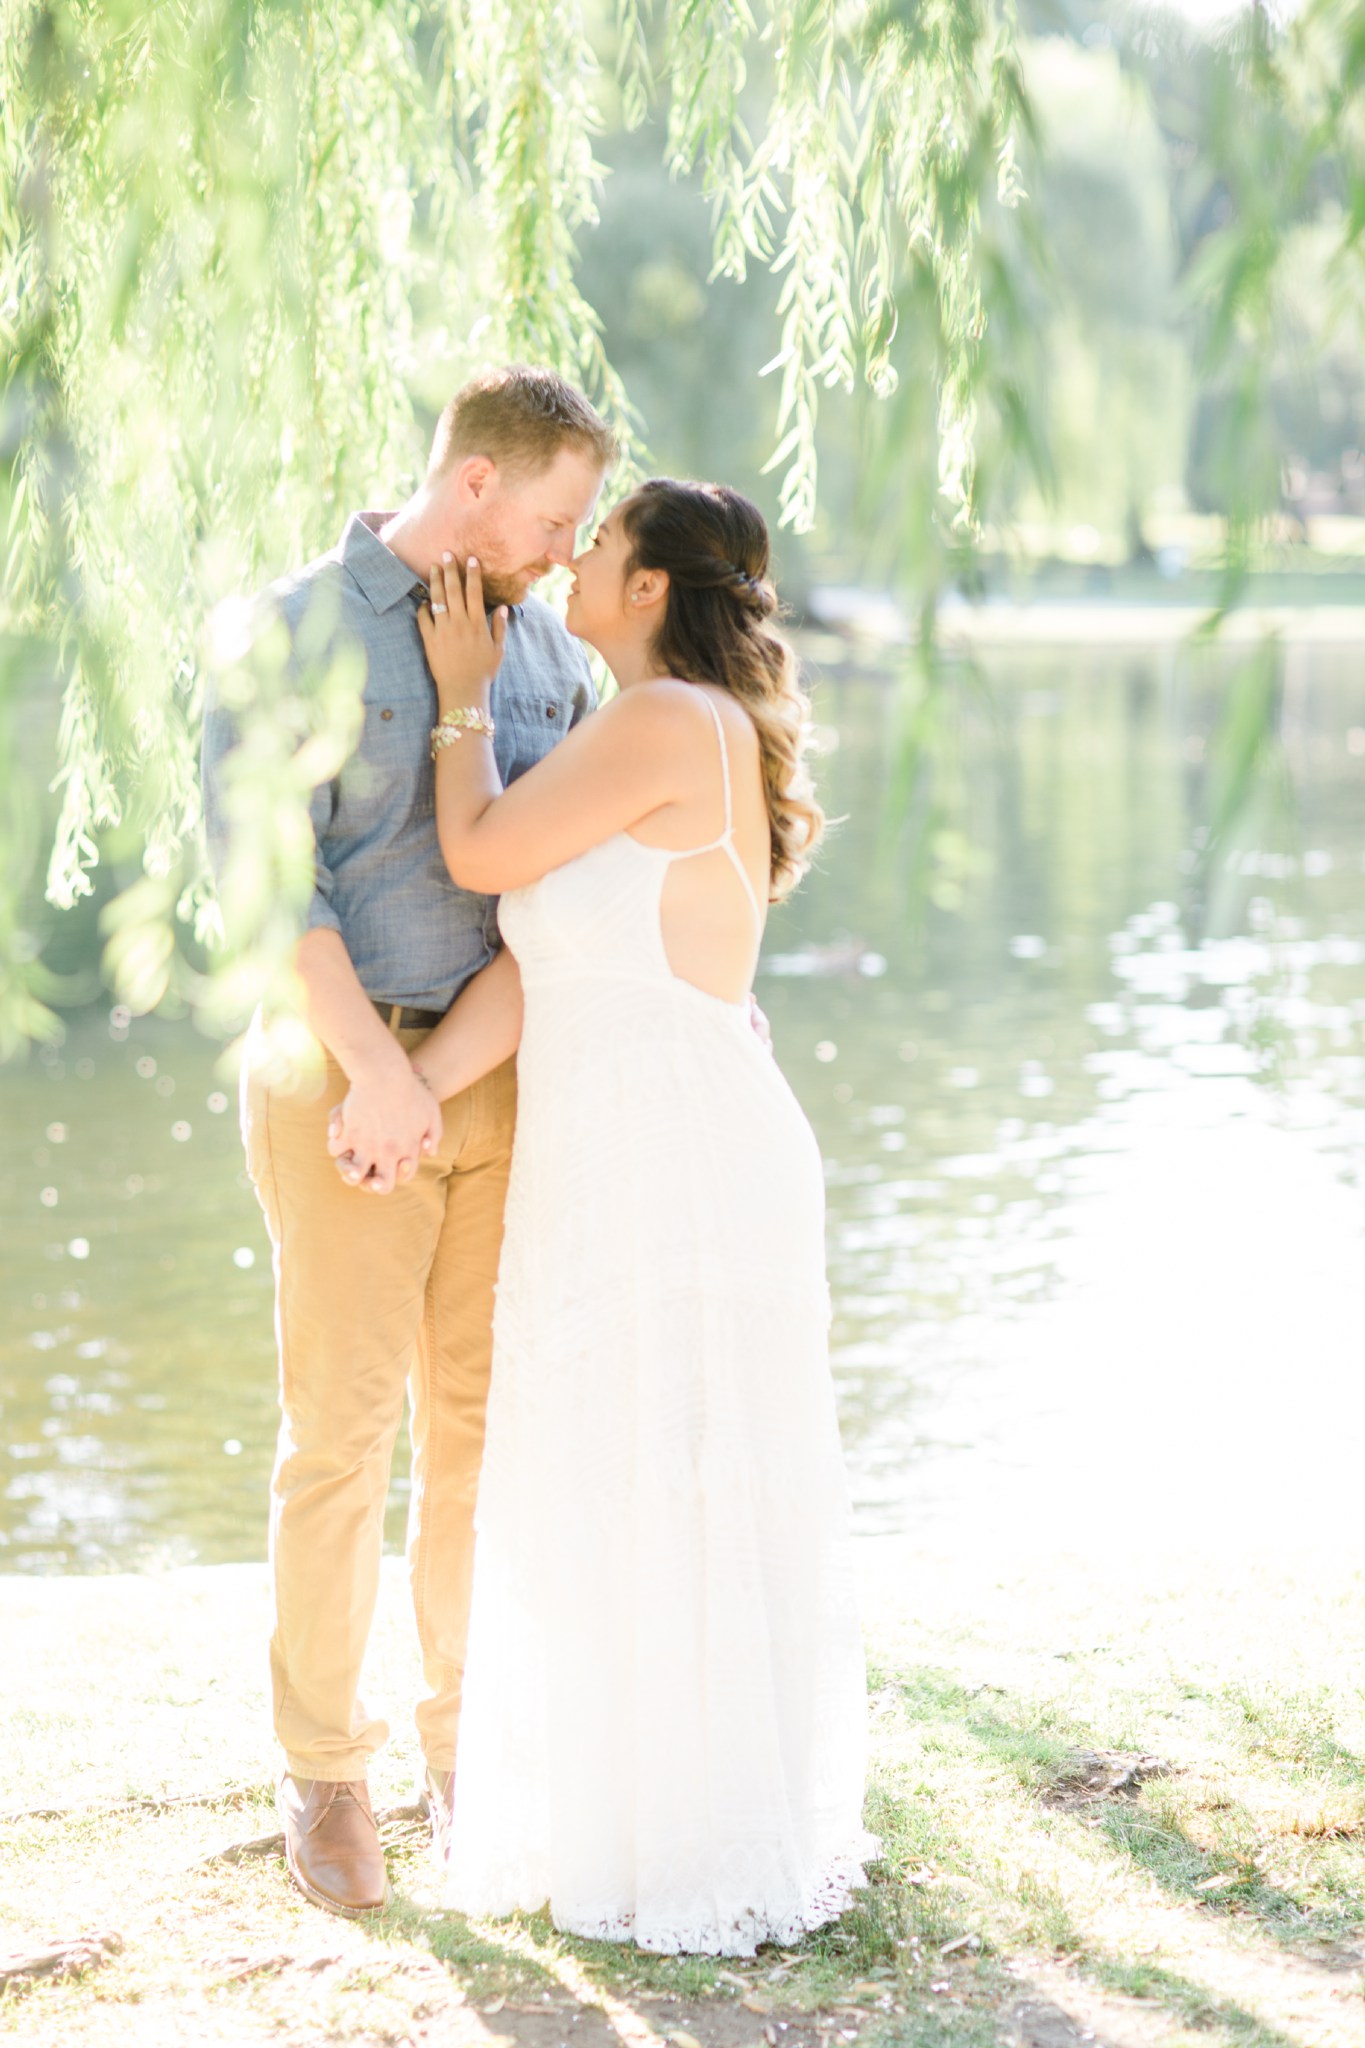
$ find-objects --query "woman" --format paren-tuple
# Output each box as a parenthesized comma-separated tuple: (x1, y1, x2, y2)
(396, 479, 872, 1953)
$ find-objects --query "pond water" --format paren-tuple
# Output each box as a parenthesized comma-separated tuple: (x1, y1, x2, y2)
(3, 635, 1364, 1573)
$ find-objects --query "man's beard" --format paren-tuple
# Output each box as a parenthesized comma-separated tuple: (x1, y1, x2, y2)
(480, 563, 545, 608)
(462, 521, 552, 609)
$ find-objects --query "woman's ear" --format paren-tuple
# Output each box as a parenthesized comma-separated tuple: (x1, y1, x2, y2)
(627, 567, 669, 614)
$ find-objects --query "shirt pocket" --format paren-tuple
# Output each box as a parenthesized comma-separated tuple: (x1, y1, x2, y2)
(500, 697, 569, 785)
(343, 689, 434, 810)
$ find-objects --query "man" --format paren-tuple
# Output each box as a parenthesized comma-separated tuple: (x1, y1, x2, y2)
(201, 367, 615, 1917)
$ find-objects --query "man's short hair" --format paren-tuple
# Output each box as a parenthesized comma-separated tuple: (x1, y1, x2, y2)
(428, 366, 618, 483)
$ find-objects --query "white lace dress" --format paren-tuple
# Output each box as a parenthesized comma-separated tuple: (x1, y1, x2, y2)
(444, 694, 874, 1954)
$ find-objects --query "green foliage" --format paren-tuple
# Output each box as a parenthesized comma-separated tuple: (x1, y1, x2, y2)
(873, 0, 1365, 914)
(2, 0, 472, 1032)
(453, 0, 640, 457)
(1005, 39, 1189, 543)
(1, 0, 1028, 1046)
(5, 0, 1365, 1044)
(1136, 0, 1365, 566)
(1118, 2, 1365, 941)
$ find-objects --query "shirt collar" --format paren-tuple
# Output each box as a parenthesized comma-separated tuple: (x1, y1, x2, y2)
(338, 510, 524, 620)
(339, 512, 428, 614)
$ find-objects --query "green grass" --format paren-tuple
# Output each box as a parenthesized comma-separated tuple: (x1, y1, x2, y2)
(3, 1549, 1365, 2046)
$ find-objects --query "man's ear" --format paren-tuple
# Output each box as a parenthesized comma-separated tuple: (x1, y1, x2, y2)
(454, 455, 498, 504)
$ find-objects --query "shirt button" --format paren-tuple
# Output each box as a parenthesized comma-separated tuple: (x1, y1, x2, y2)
(546, 704, 558, 720)
(381, 709, 394, 722)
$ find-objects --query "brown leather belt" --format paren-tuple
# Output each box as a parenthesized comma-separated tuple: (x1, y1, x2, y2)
(371, 999, 445, 1032)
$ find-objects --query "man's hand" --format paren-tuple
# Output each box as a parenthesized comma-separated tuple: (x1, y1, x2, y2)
(326, 1062, 442, 1195)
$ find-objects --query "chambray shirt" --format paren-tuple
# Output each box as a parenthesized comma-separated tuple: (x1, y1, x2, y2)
(201, 512, 595, 1011)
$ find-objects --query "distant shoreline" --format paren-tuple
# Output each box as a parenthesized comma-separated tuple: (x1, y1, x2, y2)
(798, 597, 1365, 651)
(938, 599, 1365, 645)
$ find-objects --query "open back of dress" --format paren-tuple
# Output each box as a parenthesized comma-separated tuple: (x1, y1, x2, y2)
(636, 689, 767, 1005)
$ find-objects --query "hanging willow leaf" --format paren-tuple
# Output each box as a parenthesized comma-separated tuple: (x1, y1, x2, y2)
(5, 0, 1358, 1048)
(0, 0, 1033, 1048)
(1128, 0, 1365, 906)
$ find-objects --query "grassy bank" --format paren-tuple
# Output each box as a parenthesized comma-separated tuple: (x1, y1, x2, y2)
(3, 1547, 1364, 2047)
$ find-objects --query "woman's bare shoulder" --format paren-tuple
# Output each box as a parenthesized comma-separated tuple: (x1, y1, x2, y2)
(646, 675, 760, 739)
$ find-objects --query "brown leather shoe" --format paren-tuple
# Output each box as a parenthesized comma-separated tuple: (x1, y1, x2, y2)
(276, 1774, 389, 1917)
(419, 1765, 455, 1864)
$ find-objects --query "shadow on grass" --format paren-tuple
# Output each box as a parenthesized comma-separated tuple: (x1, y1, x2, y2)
(993, 1884, 1313, 2048)
(881, 1662, 1365, 1963)
(363, 1860, 922, 2048)
(1092, 1802, 1317, 1943)
(360, 1783, 1027, 2048)
(150, 1665, 1356, 2048)
(1219, 1684, 1365, 1780)
(1088, 1952, 1308, 2048)
(875, 1666, 1110, 1798)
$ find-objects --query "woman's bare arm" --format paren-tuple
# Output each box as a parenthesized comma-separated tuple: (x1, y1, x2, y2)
(327, 947, 524, 1188)
(417, 556, 691, 895)
(410, 945, 524, 1102)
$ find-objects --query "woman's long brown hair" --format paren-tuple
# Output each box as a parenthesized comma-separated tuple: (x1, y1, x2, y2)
(619, 480, 824, 900)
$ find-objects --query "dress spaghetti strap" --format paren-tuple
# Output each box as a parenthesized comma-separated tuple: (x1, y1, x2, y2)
(679, 693, 765, 930)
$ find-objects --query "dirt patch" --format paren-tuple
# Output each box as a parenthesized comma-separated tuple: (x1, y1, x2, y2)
(1293, 1943, 1365, 1977)
(1002, 1995, 1117, 2048)
(454, 1997, 878, 2048)
(1042, 1752, 1172, 1810)
(0, 1930, 123, 1991)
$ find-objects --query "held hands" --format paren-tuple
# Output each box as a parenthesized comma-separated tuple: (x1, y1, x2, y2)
(416, 554, 508, 704)
(326, 1062, 442, 1196)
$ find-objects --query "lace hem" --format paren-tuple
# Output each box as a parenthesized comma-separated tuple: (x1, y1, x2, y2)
(446, 1840, 878, 1959)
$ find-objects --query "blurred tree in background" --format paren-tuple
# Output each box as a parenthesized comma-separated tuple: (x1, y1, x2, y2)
(2, 0, 1363, 1049)
(1, 0, 1027, 1048)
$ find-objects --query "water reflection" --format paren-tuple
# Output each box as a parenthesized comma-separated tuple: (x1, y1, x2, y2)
(762, 643, 1365, 1546)
(2, 640, 1364, 1570)
(1, 1036, 277, 1572)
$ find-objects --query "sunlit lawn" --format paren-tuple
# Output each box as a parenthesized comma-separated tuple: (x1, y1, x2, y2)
(3, 1548, 1363, 2046)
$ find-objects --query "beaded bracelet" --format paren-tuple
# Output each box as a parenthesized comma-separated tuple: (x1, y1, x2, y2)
(430, 706, 496, 757)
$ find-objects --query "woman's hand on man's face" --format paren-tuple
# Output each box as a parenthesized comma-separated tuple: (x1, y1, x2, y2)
(416, 554, 508, 703)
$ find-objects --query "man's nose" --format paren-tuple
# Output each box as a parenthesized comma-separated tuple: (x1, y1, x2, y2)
(545, 532, 576, 567)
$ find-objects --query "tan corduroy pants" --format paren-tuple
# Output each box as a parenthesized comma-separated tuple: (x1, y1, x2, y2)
(241, 1017, 516, 1782)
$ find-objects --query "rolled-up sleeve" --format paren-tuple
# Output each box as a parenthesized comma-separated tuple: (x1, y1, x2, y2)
(303, 779, 343, 935)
